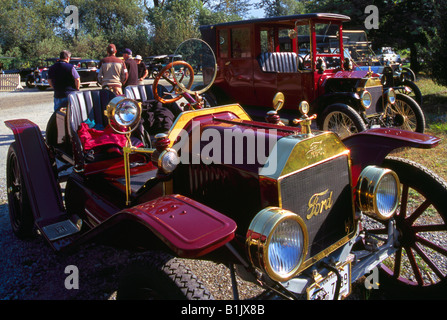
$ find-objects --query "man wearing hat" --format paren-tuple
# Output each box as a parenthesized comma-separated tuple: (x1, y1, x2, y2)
(122, 48, 138, 87)
(98, 43, 128, 95)
(135, 55, 148, 85)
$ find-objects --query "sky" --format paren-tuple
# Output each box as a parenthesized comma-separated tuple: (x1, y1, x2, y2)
(248, 0, 264, 18)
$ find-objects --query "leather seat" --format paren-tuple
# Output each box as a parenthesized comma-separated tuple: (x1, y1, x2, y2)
(67, 90, 117, 170)
(258, 52, 301, 73)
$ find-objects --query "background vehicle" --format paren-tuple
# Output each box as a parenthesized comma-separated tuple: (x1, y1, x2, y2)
(200, 14, 426, 138)
(5, 39, 446, 300)
(145, 54, 182, 79)
(29, 58, 100, 90)
(343, 30, 422, 106)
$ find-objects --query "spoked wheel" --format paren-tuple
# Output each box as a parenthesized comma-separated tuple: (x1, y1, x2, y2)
(6, 142, 35, 239)
(366, 157, 447, 297)
(320, 104, 367, 139)
(117, 251, 213, 300)
(395, 80, 423, 107)
(385, 93, 425, 133)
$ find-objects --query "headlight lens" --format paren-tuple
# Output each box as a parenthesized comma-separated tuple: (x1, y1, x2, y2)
(246, 207, 308, 282)
(268, 219, 304, 277)
(115, 100, 138, 126)
(387, 88, 396, 104)
(360, 90, 372, 109)
(106, 96, 141, 133)
(158, 148, 180, 174)
(356, 166, 400, 220)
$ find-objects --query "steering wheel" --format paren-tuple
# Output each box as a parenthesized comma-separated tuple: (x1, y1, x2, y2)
(152, 60, 195, 104)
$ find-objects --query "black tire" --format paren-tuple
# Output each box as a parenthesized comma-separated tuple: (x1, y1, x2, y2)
(26, 77, 35, 88)
(6, 142, 36, 239)
(368, 157, 447, 298)
(117, 252, 213, 300)
(401, 67, 416, 82)
(385, 93, 425, 133)
(319, 103, 367, 139)
(395, 80, 423, 106)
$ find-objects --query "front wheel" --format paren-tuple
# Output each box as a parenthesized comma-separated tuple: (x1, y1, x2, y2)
(395, 80, 423, 107)
(385, 93, 425, 133)
(369, 157, 447, 297)
(319, 104, 367, 139)
(116, 252, 213, 300)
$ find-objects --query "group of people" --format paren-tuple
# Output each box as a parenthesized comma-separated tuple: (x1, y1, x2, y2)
(96, 44, 148, 95)
(47, 44, 148, 111)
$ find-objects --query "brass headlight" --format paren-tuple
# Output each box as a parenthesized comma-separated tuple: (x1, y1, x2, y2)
(106, 96, 141, 133)
(356, 166, 400, 220)
(387, 88, 396, 105)
(158, 148, 180, 174)
(246, 207, 308, 282)
(360, 90, 372, 109)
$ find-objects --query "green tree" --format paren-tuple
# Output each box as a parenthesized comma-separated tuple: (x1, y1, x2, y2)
(259, 0, 307, 17)
(427, 0, 447, 85)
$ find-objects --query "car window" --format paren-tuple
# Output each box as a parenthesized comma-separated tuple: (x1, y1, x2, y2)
(231, 28, 250, 58)
(219, 29, 229, 58)
(260, 28, 274, 53)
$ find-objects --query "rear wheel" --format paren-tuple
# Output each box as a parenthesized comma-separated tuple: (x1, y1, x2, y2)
(6, 142, 35, 239)
(320, 104, 367, 139)
(367, 157, 447, 297)
(117, 251, 213, 300)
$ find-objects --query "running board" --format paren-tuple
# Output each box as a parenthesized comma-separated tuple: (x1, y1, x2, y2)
(41, 220, 81, 241)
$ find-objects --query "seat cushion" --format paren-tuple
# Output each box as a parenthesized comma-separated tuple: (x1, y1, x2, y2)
(258, 52, 299, 73)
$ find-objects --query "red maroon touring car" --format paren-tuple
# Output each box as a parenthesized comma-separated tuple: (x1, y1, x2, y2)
(4, 38, 446, 299)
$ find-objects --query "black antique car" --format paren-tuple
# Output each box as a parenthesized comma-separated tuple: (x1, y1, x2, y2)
(28, 58, 100, 90)
(343, 30, 422, 106)
(4, 39, 447, 300)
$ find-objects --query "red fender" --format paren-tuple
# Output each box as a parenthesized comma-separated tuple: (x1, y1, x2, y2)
(122, 194, 237, 258)
(342, 128, 441, 182)
(5, 119, 66, 226)
(63, 194, 237, 257)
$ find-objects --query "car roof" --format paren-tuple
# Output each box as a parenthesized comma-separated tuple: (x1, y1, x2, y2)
(200, 13, 350, 30)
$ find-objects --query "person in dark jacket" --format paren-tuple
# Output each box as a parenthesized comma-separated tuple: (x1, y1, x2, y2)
(122, 48, 138, 87)
(48, 50, 80, 111)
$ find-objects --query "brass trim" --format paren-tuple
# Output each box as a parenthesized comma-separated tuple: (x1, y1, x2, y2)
(246, 207, 309, 282)
(356, 166, 401, 220)
(259, 131, 348, 179)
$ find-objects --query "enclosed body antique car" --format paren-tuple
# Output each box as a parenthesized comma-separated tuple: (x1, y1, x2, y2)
(30, 58, 100, 90)
(4, 39, 447, 300)
(200, 14, 425, 138)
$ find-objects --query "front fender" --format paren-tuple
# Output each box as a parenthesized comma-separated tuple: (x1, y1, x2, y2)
(316, 92, 360, 113)
(76, 194, 237, 258)
(343, 128, 441, 182)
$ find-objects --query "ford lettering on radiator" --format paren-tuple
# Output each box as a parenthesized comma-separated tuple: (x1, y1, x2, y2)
(306, 189, 334, 220)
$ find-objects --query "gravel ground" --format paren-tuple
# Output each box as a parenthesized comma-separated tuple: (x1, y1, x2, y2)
(1, 85, 443, 302)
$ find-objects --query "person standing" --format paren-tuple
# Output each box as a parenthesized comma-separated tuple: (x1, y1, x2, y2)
(122, 48, 138, 87)
(98, 44, 128, 95)
(47, 50, 80, 111)
(135, 55, 148, 85)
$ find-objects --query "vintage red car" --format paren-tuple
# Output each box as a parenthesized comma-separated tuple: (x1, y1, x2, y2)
(200, 13, 425, 138)
(4, 39, 446, 300)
